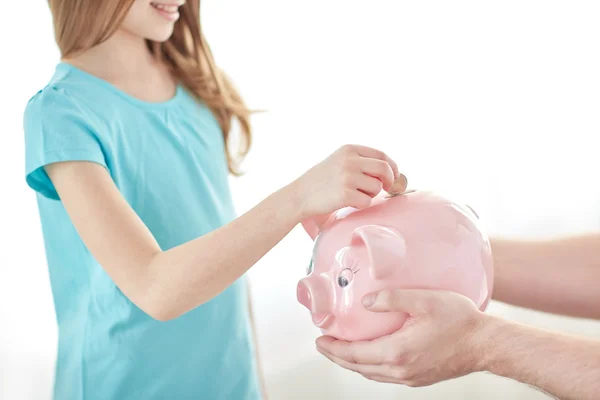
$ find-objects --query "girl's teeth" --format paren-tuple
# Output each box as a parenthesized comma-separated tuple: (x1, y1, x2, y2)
(152, 4, 178, 13)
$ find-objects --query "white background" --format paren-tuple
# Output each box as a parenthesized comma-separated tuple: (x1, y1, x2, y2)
(1, 1, 599, 399)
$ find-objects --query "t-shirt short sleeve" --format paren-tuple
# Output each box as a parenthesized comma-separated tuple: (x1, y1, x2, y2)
(23, 85, 109, 200)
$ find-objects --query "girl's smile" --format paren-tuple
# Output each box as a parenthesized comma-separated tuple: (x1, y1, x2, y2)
(150, 2, 183, 22)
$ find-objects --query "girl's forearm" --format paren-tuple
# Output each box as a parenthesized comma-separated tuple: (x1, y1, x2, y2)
(144, 184, 302, 320)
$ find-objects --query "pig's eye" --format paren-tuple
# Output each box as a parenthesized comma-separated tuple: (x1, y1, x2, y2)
(337, 268, 354, 288)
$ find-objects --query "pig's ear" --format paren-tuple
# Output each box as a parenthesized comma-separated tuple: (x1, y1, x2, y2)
(301, 213, 333, 241)
(351, 225, 406, 279)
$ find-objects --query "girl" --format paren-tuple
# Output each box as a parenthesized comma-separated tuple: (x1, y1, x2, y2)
(24, 1, 401, 399)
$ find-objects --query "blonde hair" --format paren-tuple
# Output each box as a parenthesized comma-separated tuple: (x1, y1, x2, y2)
(48, 0, 252, 175)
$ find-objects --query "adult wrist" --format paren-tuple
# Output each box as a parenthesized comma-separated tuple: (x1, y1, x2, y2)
(470, 313, 506, 373)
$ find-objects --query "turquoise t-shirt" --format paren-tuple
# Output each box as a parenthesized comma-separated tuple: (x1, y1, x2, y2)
(23, 63, 262, 400)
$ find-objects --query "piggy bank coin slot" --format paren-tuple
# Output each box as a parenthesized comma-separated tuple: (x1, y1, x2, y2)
(385, 188, 416, 198)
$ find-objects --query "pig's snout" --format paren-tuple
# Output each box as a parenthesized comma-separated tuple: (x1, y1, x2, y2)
(297, 278, 332, 327)
(297, 280, 313, 310)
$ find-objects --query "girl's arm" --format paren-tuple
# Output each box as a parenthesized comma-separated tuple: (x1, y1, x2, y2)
(46, 160, 296, 321)
(490, 234, 600, 319)
(45, 144, 399, 321)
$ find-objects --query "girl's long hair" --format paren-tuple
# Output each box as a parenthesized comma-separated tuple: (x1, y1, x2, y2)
(48, 0, 252, 175)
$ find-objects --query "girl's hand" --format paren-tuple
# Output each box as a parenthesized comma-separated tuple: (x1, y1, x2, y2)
(291, 144, 402, 219)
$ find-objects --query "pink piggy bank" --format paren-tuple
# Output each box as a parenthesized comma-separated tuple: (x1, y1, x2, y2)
(296, 190, 494, 342)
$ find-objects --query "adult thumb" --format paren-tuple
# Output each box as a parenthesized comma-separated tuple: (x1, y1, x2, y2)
(362, 289, 433, 315)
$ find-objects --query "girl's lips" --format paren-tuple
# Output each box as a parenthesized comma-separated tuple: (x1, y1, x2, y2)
(151, 2, 182, 21)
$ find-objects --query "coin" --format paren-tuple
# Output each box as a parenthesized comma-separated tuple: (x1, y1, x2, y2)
(386, 173, 408, 195)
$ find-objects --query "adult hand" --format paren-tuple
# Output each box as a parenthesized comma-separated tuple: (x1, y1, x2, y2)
(315, 289, 490, 387)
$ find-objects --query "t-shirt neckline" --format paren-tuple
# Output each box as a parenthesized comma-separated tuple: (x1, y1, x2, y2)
(56, 62, 186, 110)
